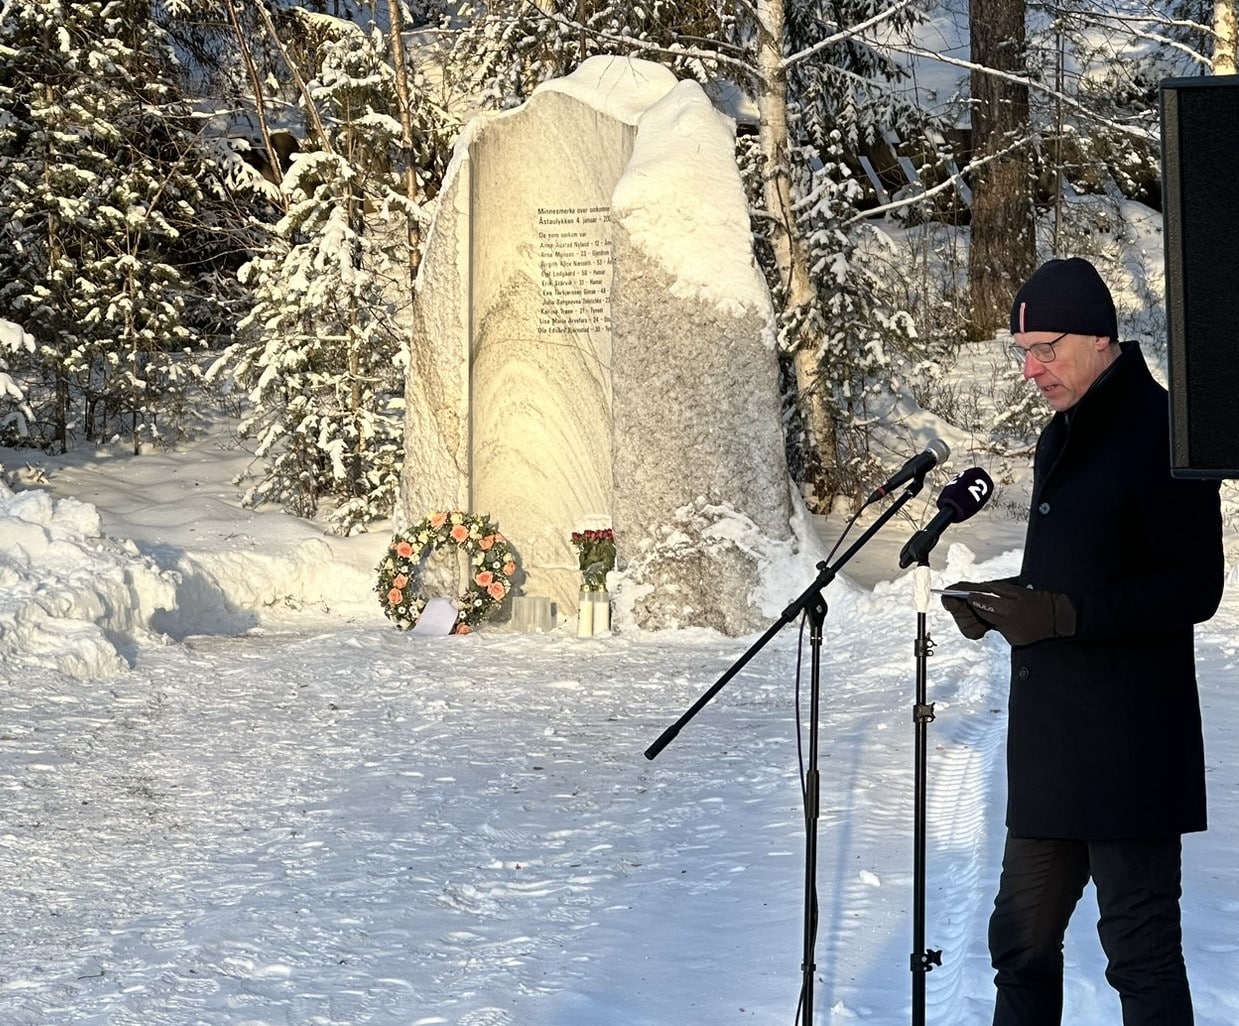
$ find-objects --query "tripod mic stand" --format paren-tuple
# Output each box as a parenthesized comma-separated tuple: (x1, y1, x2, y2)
(645, 480, 924, 1024)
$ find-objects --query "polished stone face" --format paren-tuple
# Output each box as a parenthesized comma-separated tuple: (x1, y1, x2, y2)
(400, 58, 791, 632)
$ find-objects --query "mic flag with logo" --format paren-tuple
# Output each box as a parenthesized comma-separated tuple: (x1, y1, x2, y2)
(898, 467, 995, 569)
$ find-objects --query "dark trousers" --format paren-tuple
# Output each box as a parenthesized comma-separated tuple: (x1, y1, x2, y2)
(989, 833, 1192, 1026)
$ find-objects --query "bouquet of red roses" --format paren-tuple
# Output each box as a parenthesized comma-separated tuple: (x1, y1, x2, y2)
(571, 528, 615, 590)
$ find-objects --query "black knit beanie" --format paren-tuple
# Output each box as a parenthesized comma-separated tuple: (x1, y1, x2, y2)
(1009, 257, 1118, 341)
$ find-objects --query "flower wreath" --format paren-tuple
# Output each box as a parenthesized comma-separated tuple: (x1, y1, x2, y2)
(375, 511, 516, 633)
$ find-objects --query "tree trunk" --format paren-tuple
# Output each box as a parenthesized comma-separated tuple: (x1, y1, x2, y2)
(252, 3, 334, 155)
(755, 0, 838, 509)
(223, 0, 285, 192)
(968, 0, 1036, 340)
(385, 0, 423, 283)
(1216, 0, 1237, 74)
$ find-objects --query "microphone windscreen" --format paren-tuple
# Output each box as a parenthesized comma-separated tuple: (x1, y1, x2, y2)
(936, 467, 995, 522)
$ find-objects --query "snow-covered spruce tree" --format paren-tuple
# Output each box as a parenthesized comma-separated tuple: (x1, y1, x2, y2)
(1020, 0, 1211, 220)
(446, 0, 733, 107)
(270, 1, 457, 262)
(0, 319, 36, 439)
(0, 0, 225, 453)
(210, 20, 422, 534)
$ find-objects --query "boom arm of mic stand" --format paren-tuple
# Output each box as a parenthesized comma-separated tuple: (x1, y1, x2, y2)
(643, 484, 922, 760)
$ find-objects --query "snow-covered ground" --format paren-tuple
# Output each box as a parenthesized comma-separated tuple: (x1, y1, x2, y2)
(2, 423, 1237, 1026)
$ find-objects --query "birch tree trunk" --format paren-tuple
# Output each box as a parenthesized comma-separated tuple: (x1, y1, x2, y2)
(1216, 0, 1237, 74)
(755, 0, 838, 508)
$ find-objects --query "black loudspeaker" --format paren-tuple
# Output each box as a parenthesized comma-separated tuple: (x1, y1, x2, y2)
(1160, 74, 1239, 479)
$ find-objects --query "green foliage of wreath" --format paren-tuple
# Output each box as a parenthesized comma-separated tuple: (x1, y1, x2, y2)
(375, 511, 516, 633)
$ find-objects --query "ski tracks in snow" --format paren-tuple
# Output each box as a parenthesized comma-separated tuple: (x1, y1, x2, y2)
(791, 611, 1011, 1023)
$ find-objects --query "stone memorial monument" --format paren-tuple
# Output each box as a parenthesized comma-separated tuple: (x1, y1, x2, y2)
(399, 56, 799, 635)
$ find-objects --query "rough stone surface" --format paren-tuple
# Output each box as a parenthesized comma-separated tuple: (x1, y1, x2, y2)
(609, 218, 789, 633)
(398, 154, 470, 529)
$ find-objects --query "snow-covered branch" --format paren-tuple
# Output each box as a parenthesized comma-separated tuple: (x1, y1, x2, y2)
(513, 1, 758, 80)
(779, 0, 919, 74)
(876, 38, 1159, 143)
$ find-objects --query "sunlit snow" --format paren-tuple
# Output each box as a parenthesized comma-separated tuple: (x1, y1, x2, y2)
(2, 419, 1237, 1026)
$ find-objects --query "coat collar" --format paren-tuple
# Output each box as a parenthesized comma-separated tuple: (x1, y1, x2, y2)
(1035, 341, 1150, 495)
(1057, 339, 1147, 431)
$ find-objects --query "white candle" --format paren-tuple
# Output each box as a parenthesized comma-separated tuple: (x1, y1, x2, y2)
(576, 591, 594, 637)
(592, 592, 611, 635)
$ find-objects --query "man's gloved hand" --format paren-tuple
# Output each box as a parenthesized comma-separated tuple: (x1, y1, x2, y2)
(966, 581, 1077, 647)
(940, 581, 994, 640)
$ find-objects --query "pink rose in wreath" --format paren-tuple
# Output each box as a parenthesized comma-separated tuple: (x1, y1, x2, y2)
(479, 534, 496, 551)
(393, 573, 408, 589)
(387, 587, 403, 605)
(395, 541, 414, 558)
(487, 581, 507, 600)
(450, 524, 470, 543)
(475, 570, 494, 587)
(503, 560, 516, 576)
(430, 512, 448, 529)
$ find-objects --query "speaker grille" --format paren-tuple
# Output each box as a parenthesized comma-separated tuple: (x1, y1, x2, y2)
(1160, 75, 1239, 479)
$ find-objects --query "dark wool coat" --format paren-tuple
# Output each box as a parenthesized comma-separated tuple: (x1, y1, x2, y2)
(1007, 341, 1223, 840)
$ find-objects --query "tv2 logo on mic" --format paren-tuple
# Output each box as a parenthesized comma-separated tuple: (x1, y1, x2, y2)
(950, 470, 991, 505)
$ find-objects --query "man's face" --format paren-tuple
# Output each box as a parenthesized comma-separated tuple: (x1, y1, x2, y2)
(1014, 331, 1117, 412)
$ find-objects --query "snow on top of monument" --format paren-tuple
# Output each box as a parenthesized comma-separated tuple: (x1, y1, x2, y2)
(428, 57, 678, 233)
(534, 55, 679, 125)
(612, 81, 772, 324)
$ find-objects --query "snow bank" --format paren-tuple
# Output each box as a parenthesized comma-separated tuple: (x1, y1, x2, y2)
(0, 452, 387, 679)
(148, 534, 381, 639)
(0, 479, 177, 678)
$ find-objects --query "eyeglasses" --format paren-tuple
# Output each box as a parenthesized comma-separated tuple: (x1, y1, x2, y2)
(1007, 331, 1070, 365)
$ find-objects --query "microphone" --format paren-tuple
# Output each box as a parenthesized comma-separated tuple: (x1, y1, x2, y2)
(866, 438, 950, 504)
(898, 466, 995, 568)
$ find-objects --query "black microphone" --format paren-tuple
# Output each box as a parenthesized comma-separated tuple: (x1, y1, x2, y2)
(866, 438, 951, 504)
(898, 466, 995, 568)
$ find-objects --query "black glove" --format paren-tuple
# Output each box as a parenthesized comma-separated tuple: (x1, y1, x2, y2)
(966, 581, 1077, 647)
(940, 580, 993, 640)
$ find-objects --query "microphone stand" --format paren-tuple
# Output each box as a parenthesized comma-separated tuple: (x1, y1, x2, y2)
(645, 477, 926, 1025)
(909, 558, 942, 1026)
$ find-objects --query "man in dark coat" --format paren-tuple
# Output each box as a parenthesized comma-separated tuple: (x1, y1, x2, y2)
(942, 257, 1224, 1026)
